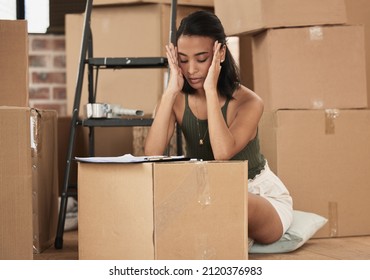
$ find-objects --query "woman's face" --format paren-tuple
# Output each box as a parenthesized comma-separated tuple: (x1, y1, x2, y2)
(177, 35, 214, 90)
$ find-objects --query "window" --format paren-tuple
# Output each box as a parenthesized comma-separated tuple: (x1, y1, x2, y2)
(0, 0, 49, 33)
(25, 0, 49, 33)
(0, 0, 16, 19)
(0, 0, 86, 34)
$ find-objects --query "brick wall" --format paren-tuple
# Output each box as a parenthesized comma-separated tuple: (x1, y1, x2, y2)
(29, 34, 67, 117)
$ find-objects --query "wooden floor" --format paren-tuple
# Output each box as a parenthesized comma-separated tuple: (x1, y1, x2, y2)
(34, 230, 370, 260)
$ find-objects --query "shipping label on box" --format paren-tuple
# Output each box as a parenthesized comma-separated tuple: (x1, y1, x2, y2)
(78, 160, 248, 260)
(215, 0, 347, 36)
(259, 109, 370, 238)
(252, 25, 368, 111)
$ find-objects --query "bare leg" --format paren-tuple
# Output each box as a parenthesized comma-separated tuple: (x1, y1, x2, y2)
(248, 193, 283, 244)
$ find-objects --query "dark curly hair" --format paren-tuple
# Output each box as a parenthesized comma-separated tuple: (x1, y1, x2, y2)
(176, 10, 240, 99)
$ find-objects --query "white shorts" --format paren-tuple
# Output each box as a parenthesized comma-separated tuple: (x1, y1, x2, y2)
(248, 161, 293, 235)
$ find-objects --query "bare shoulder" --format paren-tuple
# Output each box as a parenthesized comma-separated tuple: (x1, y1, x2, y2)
(232, 85, 264, 113)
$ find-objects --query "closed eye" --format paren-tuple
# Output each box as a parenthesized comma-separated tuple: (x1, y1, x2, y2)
(180, 58, 207, 63)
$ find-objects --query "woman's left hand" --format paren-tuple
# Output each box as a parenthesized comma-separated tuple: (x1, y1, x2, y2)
(204, 41, 223, 94)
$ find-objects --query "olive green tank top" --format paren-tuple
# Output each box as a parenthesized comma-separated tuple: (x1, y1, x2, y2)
(180, 94, 266, 179)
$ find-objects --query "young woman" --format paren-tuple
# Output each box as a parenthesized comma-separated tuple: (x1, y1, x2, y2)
(144, 10, 293, 245)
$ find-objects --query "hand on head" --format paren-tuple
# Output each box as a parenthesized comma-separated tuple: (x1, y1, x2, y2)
(165, 43, 184, 95)
(203, 40, 224, 94)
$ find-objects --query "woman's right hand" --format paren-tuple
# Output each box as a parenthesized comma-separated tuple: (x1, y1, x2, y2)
(165, 43, 184, 95)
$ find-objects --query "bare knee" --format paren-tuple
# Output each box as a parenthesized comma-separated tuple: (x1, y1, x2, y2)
(248, 194, 283, 244)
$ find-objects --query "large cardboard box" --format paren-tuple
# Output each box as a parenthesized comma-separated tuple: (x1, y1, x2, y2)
(0, 107, 33, 260)
(31, 109, 59, 253)
(93, 0, 213, 6)
(66, 4, 212, 116)
(0, 20, 29, 107)
(0, 107, 59, 259)
(345, 0, 370, 107)
(78, 160, 248, 259)
(252, 25, 368, 111)
(239, 35, 254, 91)
(259, 109, 370, 238)
(214, 0, 347, 36)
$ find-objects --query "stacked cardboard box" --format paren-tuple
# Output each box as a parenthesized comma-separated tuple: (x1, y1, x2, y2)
(0, 20, 29, 107)
(345, 0, 370, 107)
(0, 107, 59, 258)
(215, 0, 370, 238)
(215, 0, 347, 37)
(30, 109, 59, 254)
(0, 20, 58, 259)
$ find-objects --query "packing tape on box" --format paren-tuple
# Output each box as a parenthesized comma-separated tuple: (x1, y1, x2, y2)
(30, 109, 42, 157)
(309, 26, 323, 41)
(311, 99, 324, 109)
(325, 109, 340, 134)
(196, 232, 217, 259)
(328, 201, 338, 237)
(155, 161, 215, 259)
(195, 161, 211, 206)
(155, 162, 212, 231)
(30, 108, 56, 156)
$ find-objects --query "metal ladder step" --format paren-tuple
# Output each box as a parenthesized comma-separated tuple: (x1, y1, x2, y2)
(87, 57, 168, 69)
(79, 117, 153, 127)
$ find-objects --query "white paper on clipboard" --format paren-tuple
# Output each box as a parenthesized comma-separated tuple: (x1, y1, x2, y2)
(75, 153, 188, 163)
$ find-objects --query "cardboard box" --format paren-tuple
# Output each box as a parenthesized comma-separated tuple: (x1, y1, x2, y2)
(66, 4, 213, 116)
(0, 20, 29, 107)
(78, 160, 248, 259)
(0, 107, 59, 259)
(93, 0, 213, 6)
(31, 109, 59, 253)
(259, 109, 370, 238)
(0, 107, 33, 260)
(214, 0, 347, 36)
(239, 35, 254, 91)
(252, 25, 368, 111)
(345, 0, 370, 108)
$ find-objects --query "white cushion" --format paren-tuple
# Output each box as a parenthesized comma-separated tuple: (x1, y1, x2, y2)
(249, 210, 327, 254)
